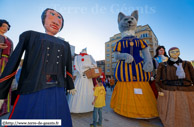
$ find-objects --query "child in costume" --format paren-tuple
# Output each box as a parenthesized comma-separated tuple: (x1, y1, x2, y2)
(156, 47, 194, 127)
(0, 19, 13, 116)
(68, 48, 97, 113)
(110, 10, 158, 118)
(90, 77, 106, 127)
(0, 8, 76, 127)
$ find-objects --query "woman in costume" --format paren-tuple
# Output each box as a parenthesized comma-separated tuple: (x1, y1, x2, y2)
(0, 19, 13, 116)
(150, 46, 168, 98)
(0, 8, 76, 127)
(68, 48, 97, 113)
(156, 47, 194, 127)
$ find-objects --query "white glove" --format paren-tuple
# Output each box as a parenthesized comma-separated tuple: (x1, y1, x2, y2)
(0, 100, 4, 108)
(158, 92, 164, 96)
(150, 77, 155, 81)
(67, 89, 77, 95)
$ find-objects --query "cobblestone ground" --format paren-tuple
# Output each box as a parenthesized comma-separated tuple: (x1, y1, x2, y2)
(71, 88, 163, 127)
(0, 88, 163, 127)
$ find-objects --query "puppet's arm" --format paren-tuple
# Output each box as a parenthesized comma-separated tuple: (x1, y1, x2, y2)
(83, 55, 97, 69)
(142, 47, 153, 72)
(73, 56, 80, 76)
(155, 63, 164, 96)
(90, 55, 97, 68)
(114, 52, 134, 63)
(65, 42, 76, 93)
(0, 31, 28, 99)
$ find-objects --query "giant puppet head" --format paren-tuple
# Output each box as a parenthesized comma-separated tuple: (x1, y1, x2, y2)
(0, 19, 11, 35)
(118, 10, 138, 33)
(41, 8, 64, 36)
(168, 47, 180, 59)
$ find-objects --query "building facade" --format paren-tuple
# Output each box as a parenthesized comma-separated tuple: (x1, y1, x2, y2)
(105, 24, 158, 76)
(96, 60, 105, 73)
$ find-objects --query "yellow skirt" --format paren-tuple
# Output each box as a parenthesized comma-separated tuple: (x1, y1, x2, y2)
(110, 81, 158, 118)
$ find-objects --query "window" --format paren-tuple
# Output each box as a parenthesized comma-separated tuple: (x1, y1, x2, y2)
(116, 36, 121, 40)
(145, 40, 150, 44)
(112, 63, 116, 68)
(107, 64, 110, 67)
(140, 33, 149, 38)
(107, 69, 110, 72)
(107, 49, 110, 52)
(107, 54, 110, 57)
(107, 44, 110, 47)
(111, 42, 116, 47)
(106, 59, 110, 62)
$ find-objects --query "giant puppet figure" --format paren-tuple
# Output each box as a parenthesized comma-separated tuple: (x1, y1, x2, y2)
(110, 10, 158, 118)
(156, 47, 194, 127)
(0, 19, 14, 116)
(68, 48, 97, 113)
(0, 8, 76, 126)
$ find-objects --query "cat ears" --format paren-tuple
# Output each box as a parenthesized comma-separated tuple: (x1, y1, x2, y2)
(118, 10, 138, 23)
(131, 10, 138, 21)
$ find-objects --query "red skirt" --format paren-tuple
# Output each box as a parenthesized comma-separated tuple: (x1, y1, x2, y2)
(149, 80, 158, 98)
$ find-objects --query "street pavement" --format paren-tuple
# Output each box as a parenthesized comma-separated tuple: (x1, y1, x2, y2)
(71, 88, 163, 127)
(0, 88, 163, 127)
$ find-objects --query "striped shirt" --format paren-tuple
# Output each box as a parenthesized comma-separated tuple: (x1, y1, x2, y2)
(113, 36, 151, 82)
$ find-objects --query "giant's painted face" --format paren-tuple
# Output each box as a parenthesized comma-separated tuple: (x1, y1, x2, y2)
(0, 23, 9, 34)
(44, 10, 63, 36)
(169, 48, 180, 59)
(158, 48, 165, 55)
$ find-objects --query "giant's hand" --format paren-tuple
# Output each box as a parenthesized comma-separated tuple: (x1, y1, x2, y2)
(0, 100, 4, 108)
(0, 43, 8, 49)
(142, 47, 153, 72)
(114, 52, 134, 63)
(67, 89, 77, 95)
(143, 61, 153, 72)
(158, 92, 164, 96)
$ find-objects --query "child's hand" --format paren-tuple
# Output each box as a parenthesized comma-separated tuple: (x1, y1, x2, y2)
(92, 101, 95, 105)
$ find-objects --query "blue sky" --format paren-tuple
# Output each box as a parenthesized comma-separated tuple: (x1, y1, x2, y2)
(1, 0, 194, 61)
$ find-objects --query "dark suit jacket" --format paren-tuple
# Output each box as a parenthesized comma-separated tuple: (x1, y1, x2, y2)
(0, 31, 74, 99)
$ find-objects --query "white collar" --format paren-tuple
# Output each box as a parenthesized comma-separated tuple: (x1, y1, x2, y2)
(121, 30, 135, 38)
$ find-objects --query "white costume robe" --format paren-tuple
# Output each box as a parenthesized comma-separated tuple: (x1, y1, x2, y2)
(68, 54, 97, 113)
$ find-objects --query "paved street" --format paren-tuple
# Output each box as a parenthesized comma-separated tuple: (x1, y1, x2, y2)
(71, 88, 163, 127)
(0, 88, 163, 127)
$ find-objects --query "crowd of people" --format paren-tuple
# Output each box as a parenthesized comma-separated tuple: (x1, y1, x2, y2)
(0, 8, 194, 127)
